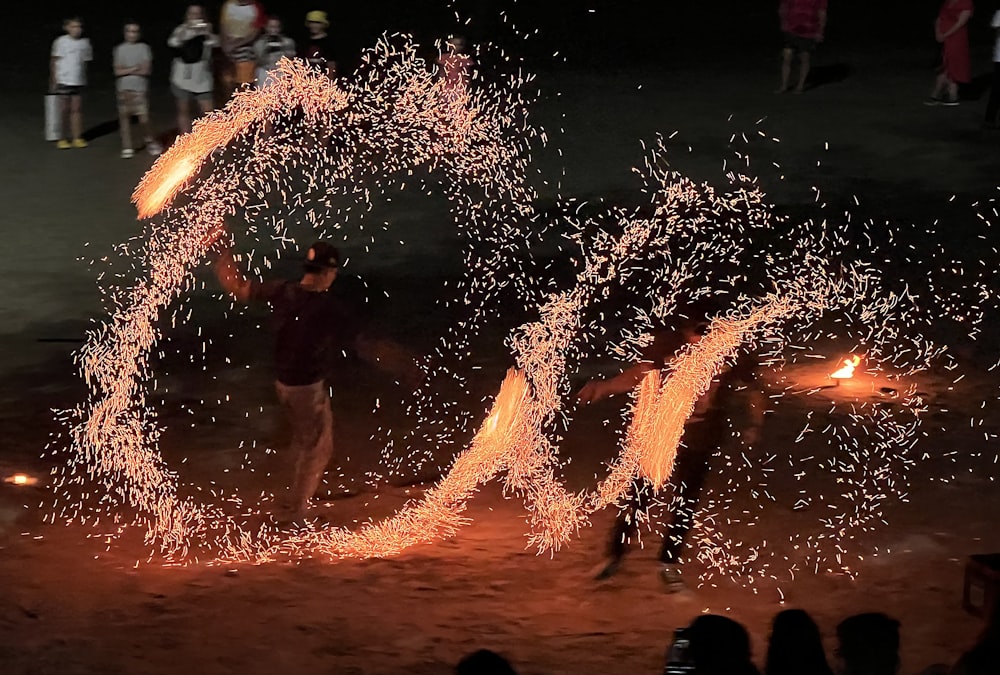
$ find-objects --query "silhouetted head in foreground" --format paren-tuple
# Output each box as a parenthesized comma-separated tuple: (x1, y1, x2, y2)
(455, 649, 517, 675)
(765, 609, 834, 675)
(836, 613, 900, 675)
(688, 614, 761, 675)
(951, 600, 1000, 675)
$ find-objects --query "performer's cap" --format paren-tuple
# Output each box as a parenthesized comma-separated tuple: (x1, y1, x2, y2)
(304, 241, 340, 271)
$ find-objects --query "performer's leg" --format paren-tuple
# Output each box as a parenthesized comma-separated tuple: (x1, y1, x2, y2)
(597, 477, 651, 579)
(277, 381, 334, 518)
(296, 384, 334, 510)
(659, 423, 715, 565)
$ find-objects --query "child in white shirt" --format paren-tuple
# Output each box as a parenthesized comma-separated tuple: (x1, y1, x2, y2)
(113, 21, 162, 158)
(50, 17, 93, 149)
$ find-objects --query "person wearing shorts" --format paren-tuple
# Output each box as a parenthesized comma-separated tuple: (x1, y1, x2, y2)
(220, 0, 266, 97)
(168, 5, 219, 133)
(50, 16, 93, 149)
(113, 21, 162, 158)
(776, 0, 828, 93)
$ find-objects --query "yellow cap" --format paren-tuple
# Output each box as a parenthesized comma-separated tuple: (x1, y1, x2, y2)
(305, 10, 329, 27)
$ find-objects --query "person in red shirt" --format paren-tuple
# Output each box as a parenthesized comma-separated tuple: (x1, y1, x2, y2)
(776, 0, 828, 94)
(927, 0, 974, 106)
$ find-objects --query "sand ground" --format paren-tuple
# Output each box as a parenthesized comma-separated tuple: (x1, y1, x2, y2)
(1, 34, 1000, 675)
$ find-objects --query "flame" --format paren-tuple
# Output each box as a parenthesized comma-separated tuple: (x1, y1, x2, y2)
(830, 355, 861, 380)
(4, 474, 37, 486)
(135, 156, 199, 219)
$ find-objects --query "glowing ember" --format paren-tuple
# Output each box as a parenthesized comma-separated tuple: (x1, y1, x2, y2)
(4, 474, 37, 487)
(830, 355, 862, 380)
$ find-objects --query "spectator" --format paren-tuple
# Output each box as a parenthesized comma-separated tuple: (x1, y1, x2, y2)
(835, 613, 901, 675)
(765, 609, 834, 675)
(455, 649, 517, 675)
(113, 21, 161, 158)
(686, 614, 761, 675)
(168, 4, 219, 134)
(983, 9, 1000, 127)
(50, 16, 93, 149)
(220, 0, 266, 97)
(254, 16, 296, 88)
(301, 10, 337, 77)
(927, 0, 974, 106)
(776, 0, 828, 93)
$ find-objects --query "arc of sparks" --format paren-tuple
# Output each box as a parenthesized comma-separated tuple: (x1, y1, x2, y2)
(57, 36, 952, 574)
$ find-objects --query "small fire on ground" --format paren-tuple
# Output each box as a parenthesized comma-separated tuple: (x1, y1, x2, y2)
(3, 474, 38, 487)
(830, 355, 862, 381)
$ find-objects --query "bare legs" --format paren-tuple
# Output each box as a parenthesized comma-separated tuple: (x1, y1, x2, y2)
(176, 95, 191, 134)
(777, 48, 810, 94)
(118, 108, 134, 151)
(60, 95, 83, 141)
(930, 72, 959, 103)
(796, 52, 811, 93)
(119, 111, 157, 154)
(175, 94, 214, 135)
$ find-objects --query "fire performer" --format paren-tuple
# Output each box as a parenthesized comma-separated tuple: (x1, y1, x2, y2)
(214, 241, 420, 521)
(577, 306, 766, 591)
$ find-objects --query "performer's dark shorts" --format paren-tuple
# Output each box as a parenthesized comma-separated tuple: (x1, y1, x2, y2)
(783, 32, 818, 54)
(171, 84, 213, 103)
(53, 83, 84, 96)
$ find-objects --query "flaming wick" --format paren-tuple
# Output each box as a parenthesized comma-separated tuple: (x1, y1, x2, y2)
(830, 355, 862, 383)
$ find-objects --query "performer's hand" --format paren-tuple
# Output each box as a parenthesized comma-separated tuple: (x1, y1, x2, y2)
(577, 379, 609, 405)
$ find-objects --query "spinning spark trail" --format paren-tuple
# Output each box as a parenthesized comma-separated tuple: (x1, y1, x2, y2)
(49, 38, 987, 577)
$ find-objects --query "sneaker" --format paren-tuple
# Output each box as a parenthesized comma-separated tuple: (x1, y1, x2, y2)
(594, 557, 622, 581)
(56, 139, 72, 149)
(659, 564, 687, 593)
(72, 138, 88, 148)
(121, 148, 135, 159)
(146, 140, 163, 156)
(942, 98, 960, 107)
(923, 97, 942, 106)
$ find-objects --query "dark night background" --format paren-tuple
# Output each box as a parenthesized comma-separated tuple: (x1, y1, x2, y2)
(2, 1, 1000, 674)
(6, 0, 1000, 90)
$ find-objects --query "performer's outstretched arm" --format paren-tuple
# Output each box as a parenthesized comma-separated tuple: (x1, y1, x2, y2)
(214, 249, 252, 303)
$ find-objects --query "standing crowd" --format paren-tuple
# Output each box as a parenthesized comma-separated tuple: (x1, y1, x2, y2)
(48, 2, 345, 158)
(779, 0, 1000, 128)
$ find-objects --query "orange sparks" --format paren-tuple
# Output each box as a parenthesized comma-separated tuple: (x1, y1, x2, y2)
(132, 59, 351, 219)
(53, 36, 971, 580)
